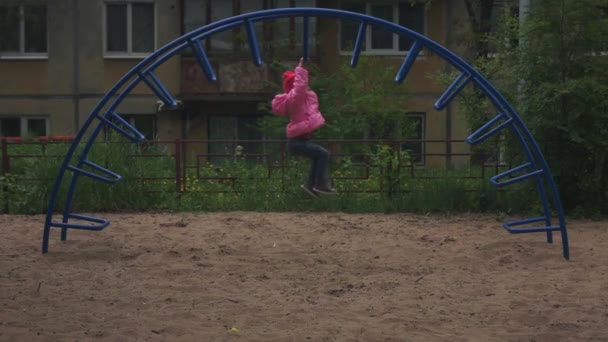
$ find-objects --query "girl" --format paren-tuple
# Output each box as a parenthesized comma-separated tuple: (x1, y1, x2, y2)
(272, 58, 336, 197)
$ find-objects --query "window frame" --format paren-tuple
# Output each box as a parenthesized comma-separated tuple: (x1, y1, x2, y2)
(339, 0, 426, 56)
(207, 113, 265, 163)
(102, 0, 157, 59)
(0, 116, 50, 138)
(103, 113, 157, 141)
(124, 114, 157, 140)
(0, 4, 48, 59)
(181, 0, 317, 55)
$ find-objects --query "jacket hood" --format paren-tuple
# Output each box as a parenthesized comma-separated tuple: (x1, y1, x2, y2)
(282, 71, 295, 93)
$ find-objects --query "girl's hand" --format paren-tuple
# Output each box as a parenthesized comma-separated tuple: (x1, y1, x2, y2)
(298, 57, 304, 67)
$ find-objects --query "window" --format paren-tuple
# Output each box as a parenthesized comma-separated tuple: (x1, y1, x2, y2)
(125, 114, 156, 140)
(104, 1, 156, 56)
(340, 2, 367, 50)
(208, 114, 263, 163)
(0, 4, 47, 56)
(105, 114, 157, 140)
(209, 0, 233, 51)
(240, 0, 266, 52)
(401, 113, 425, 165)
(182, 0, 316, 54)
(273, 0, 316, 53)
(0, 117, 49, 137)
(0, 118, 20, 137)
(184, 0, 208, 34)
(340, 1, 425, 54)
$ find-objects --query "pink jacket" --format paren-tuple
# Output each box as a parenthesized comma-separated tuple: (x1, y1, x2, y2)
(271, 66, 326, 138)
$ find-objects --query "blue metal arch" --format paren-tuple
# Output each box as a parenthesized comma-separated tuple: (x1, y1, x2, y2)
(42, 8, 569, 259)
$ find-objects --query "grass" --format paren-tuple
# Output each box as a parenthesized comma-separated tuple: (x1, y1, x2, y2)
(0, 140, 539, 215)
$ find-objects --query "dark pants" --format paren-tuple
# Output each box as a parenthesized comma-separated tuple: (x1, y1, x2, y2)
(287, 138, 330, 188)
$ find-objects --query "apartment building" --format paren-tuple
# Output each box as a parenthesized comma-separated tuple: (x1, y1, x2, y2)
(0, 0, 475, 166)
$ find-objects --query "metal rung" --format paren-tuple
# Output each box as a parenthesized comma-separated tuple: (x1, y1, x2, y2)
(66, 160, 123, 184)
(98, 111, 146, 143)
(506, 216, 547, 226)
(189, 39, 217, 82)
(466, 113, 513, 145)
(503, 217, 561, 234)
(50, 213, 110, 231)
(350, 22, 367, 67)
(141, 72, 177, 108)
(245, 19, 262, 66)
(490, 162, 544, 188)
(434, 73, 473, 110)
(395, 40, 422, 84)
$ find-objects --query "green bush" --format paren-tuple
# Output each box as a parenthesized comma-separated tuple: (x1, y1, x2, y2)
(1, 140, 535, 215)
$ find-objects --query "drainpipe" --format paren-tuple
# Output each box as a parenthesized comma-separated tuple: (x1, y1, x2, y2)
(72, 0, 80, 132)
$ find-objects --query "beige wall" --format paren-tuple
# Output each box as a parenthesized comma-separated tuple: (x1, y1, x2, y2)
(0, 0, 181, 137)
(0, 0, 474, 166)
(0, 61, 49, 95)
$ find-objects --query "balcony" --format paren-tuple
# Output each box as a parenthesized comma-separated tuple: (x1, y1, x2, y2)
(181, 56, 273, 96)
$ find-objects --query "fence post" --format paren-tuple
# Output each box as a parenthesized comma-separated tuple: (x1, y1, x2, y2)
(1, 139, 8, 213)
(175, 139, 182, 192)
(280, 142, 286, 193)
(1, 139, 7, 176)
(181, 139, 187, 193)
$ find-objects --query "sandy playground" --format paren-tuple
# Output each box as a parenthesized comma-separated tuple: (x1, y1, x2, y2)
(1, 212, 607, 341)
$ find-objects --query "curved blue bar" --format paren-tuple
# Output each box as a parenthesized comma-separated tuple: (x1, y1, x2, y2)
(245, 20, 263, 66)
(98, 111, 146, 143)
(466, 113, 509, 145)
(188, 39, 217, 82)
(350, 22, 367, 68)
(42, 8, 569, 260)
(395, 40, 422, 84)
(434, 73, 473, 110)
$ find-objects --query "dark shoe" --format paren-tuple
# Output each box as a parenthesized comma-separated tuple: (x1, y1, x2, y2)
(313, 185, 337, 195)
(300, 184, 318, 198)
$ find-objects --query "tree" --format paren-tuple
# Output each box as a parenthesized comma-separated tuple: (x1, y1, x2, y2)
(258, 57, 416, 142)
(459, 0, 608, 215)
(462, 0, 501, 58)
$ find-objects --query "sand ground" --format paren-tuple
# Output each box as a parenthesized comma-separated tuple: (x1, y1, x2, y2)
(1, 212, 607, 342)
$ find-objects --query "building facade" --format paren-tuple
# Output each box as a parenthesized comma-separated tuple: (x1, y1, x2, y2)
(0, 0, 474, 166)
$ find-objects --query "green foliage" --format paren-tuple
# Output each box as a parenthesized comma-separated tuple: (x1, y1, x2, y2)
(371, 143, 412, 199)
(519, 0, 608, 215)
(317, 57, 414, 140)
(257, 56, 417, 141)
(1, 140, 530, 215)
(454, 0, 608, 216)
(167, 154, 529, 214)
(0, 139, 175, 214)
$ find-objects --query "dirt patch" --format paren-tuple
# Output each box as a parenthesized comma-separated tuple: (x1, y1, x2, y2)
(1, 212, 607, 341)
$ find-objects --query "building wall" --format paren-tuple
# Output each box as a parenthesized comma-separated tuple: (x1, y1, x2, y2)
(315, 0, 472, 167)
(0, 0, 182, 138)
(0, 0, 474, 167)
